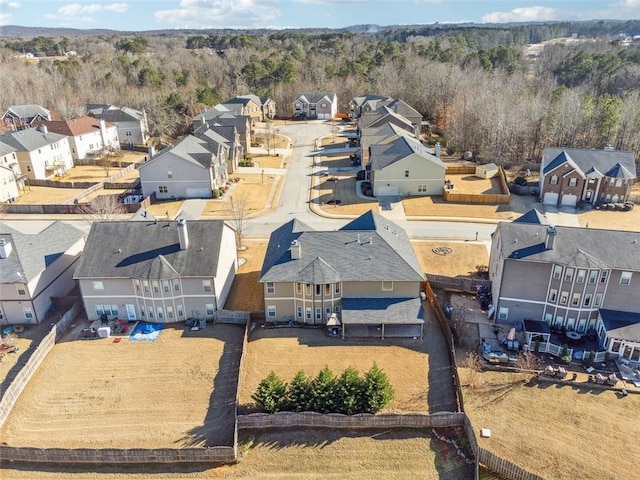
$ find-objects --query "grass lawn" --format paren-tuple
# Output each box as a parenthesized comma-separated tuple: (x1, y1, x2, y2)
(54, 165, 136, 183)
(577, 207, 640, 232)
(411, 240, 490, 277)
(14, 186, 86, 204)
(247, 153, 286, 168)
(239, 326, 456, 415)
(0, 323, 244, 449)
(402, 195, 523, 220)
(460, 368, 640, 480)
(202, 173, 280, 218)
(145, 199, 184, 219)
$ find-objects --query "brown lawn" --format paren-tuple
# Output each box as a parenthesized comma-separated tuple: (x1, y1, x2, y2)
(460, 368, 640, 480)
(411, 240, 490, 277)
(319, 153, 353, 169)
(239, 325, 456, 415)
(0, 323, 244, 448)
(402, 195, 521, 220)
(202, 174, 280, 218)
(145, 199, 184, 219)
(224, 240, 268, 312)
(313, 175, 378, 216)
(252, 133, 290, 149)
(246, 153, 286, 169)
(577, 207, 640, 232)
(54, 165, 138, 183)
(444, 174, 503, 195)
(0, 321, 51, 387)
(14, 186, 86, 204)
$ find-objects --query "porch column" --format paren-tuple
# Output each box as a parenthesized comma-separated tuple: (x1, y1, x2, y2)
(381, 323, 385, 340)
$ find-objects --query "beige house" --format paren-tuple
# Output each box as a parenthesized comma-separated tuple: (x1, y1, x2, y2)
(259, 211, 425, 339)
(293, 93, 337, 120)
(0, 222, 85, 325)
(222, 95, 276, 122)
(74, 219, 237, 323)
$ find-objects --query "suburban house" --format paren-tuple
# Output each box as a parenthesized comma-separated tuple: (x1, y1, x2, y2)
(34, 116, 119, 160)
(349, 94, 393, 118)
(360, 122, 416, 166)
(193, 124, 243, 174)
(192, 104, 232, 129)
(0, 141, 24, 202)
(192, 110, 252, 154)
(0, 221, 85, 325)
(2, 104, 51, 131)
(74, 219, 237, 323)
(259, 211, 425, 339)
(539, 147, 637, 207)
(292, 93, 338, 120)
(0, 126, 74, 180)
(221, 95, 276, 122)
(489, 220, 640, 362)
(86, 104, 149, 146)
(370, 134, 446, 197)
(359, 106, 419, 138)
(138, 134, 228, 200)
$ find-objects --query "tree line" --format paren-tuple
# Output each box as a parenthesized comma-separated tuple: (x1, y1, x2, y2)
(1, 20, 639, 163)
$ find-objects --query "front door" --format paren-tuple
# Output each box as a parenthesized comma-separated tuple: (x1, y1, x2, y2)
(577, 318, 587, 333)
(125, 304, 136, 321)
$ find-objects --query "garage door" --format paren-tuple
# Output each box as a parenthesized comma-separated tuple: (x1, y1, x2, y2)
(560, 194, 577, 207)
(543, 192, 559, 205)
(186, 188, 212, 198)
(317, 113, 329, 120)
(376, 185, 401, 197)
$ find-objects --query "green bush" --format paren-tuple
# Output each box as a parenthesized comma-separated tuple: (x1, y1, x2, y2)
(561, 355, 572, 364)
(309, 366, 337, 413)
(363, 363, 394, 413)
(252, 371, 287, 413)
(287, 371, 312, 412)
(335, 366, 365, 415)
(514, 176, 527, 186)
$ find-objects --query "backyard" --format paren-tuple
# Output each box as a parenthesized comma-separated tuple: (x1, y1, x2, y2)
(411, 240, 490, 277)
(201, 173, 282, 218)
(223, 240, 268, 312)
(0, 322, 244, 448)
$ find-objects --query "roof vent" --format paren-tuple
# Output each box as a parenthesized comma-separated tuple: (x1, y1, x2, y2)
(290, 239, 301, 260)
(634, 239, 638, 244)
(0, 238, 12, 259)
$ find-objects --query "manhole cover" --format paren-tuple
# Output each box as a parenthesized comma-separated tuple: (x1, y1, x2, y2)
(432, 247, 454, 255)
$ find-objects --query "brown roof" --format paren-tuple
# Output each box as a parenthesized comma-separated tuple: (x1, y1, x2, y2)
(35, 116, 115, 136)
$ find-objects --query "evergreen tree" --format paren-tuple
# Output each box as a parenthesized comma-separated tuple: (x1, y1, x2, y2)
(252, 371, 287, 413)
(309, 366, 336, 414)
(335, 366, 365, 415)
(363, 363, 394, 413)
(287, 370, 312, 412)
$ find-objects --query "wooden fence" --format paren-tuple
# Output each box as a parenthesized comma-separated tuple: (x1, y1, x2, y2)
(443, 165, 511, 204)
(426, 274, 491, 294)
(237, 411, 466, 429)
(214, 310, 251, 325)
(478, 448, 545, 480)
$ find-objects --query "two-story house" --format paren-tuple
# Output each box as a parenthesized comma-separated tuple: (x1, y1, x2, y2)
(34, 116, 119, 160)
(86, 104, 149, 146)
(2, 104, 51, 131)
(349, 94, 393, 119)
(139, 134, 228, 200)
(221, 95, 276, 122)
(193, 124, 243, 174)
(0, 221, 85, 325)
(74, 219, 237, 323)
(539, 147, 636, 207)
(293, 93, 338, 120)
(489, 220, 640, 361)
(259, 211, 425, 339)
(0, 141, 24, 202)
(0, 126, 74, 180)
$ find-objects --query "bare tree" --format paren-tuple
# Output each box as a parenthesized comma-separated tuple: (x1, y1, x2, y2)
(84, 194, 127, 221)
(461, 352, 483, 389)
(228, 193, 249, 250)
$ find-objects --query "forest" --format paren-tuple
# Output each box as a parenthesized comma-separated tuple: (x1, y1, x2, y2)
(2, 20, 640, 164)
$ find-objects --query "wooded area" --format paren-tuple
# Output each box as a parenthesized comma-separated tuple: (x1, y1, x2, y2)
(2, 20, 640, 164)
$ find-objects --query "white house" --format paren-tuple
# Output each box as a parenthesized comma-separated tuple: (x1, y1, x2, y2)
(36, 116, 119, 160)
(0, 141, 23, 202)
(86, 104, 149, 146)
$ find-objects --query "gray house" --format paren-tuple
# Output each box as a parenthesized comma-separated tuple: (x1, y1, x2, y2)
(74, 219, 238, 323)
(139, 134, 228, 200)
(293, 93, 338, 120)
(489, 221, 640, 362)
(259, 210, 425, 339)
(2, 104, 51, 130)
(193, 124, 243, 174)
(86, 104, 149, 146)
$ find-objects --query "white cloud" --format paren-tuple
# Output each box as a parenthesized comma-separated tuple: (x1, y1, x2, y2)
(154, 0, 280, 28)
(56, 2, 129, 17)
(295, 0, 367, 4)
(482, 6, 559, 23)
(0, 0, 20, 24)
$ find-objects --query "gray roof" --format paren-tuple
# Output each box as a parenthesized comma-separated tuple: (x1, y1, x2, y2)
(3, 104, 50, 120)
(370, 135, 445, 171)
(350, 94, 393, 108)
(223, 95, 271, 107)
(0, 140, 17, 157)
(295, 92, 336, 104)
(495, 222, 640, 271)
(210, 115, 250, 134)
(193, 126, 232, 150)
(513, 209, 549, 225)
(0, 222, 84, 284)
(542, 148, 636, 178)
(599, 309, 640, 342)
(260, 211, 424, 283)
(360, 106, 414, 131)
(74, 220, 228, 279)
(193, 105, 231, 123)
(0, 127, 67, 152)
(341, 297, 424, 325)
(385, 99, 421, 122)
(141, 135, 214, 170)
(86, 104, 145, 122)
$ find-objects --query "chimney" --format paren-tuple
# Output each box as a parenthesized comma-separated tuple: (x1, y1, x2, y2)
(545, 226, 557, 250)
(39, 124, 48, 134)
(0, 238, 12, 259)
(290, 239, 301, 260)
(177, 219, 189, 250)
(434, 142, 441, 158)
(99, 119, 108, 145)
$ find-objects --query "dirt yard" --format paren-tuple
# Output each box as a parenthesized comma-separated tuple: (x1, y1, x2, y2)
(460, 368, 640, 480)
(53, 164, 138, 183)
(313, 175, 378, 216)
(239, 326, 456, 415)
(444, 174, 504, 195)
(0, 321, 51, 388)
(412, 240, 490, 277)
(578, 207, 640, 231)
(246, 153, 286, 169)
(0, 322, 244, 448)
(145, 199, 184, 219)
(14, 186, 86, 204)
(402, 195, 529, 220)
(224, 240, 268, 312)
(202, 173, 281, 218)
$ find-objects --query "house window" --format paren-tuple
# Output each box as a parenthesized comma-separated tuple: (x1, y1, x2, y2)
(140, 305, 145, 317)
(96, 305, 104, 315)
(297, 306, 303, 318)
(588, 271, 597, 284)
(266, 282, 275, 294)
(611, 341, 621, 353)
(134, 280, 141, 292)
(381, 281, 393, 291)
(157, 307, 164, 320)
(594, 294, 603, 306)
(167, 170, 173, 178)
(616, 179, 622, 187)
(553, 266, 562, 280)
(550, 175, 558, 185)
(296, 283, 302, 294)
(571, 294, 580, 306)
(148, 308, 154, 319)
(205, 304, 214, 316)
(335, 305, 341, 314)
(544, 313, 553, 324)
(335, 283, 340, 294)
(316, 285, 321, 295)
(143, 281, 150, 293)
(325, 284, 331, 295)
(202, 280, 212, 292)
(177, 304, 184, 317)
(305, 284, 311, 295)
(568, 178, 578, 187)
(600, 271, 608, 283)
(23, 307, 34, 320)
(498, 307, 509, 321)
(173, 279, 180, 291)
(576, 270, 586, 283)
(404, 170, 410, 178)
(92, 281, 104, 291)
(588, 178, 595, 184)
(159, 186, 168, 193)
(620, 271, 632, 285)
(583, 294, 592, 307)
(315, 308, 321, 320)
(564, 268, 574, 282)
(267, 305, 276, 317)
(548, 289, 557, 302)
(16, 284, 26, 295)
(560, 291, 568, 304)
(163, 281, 170, 293)
(417, 185, 427, 193)
(306, 307, 312, 320)
(325, 306, 331, 317)
(152, 281, 159, 293)
(167, 306, 174, 319)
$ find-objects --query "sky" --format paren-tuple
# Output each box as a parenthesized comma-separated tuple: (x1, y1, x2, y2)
(0, 0, 639, 31)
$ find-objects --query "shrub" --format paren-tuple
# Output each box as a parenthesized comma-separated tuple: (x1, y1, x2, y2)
(335, 367, 365, 415)
(561, 355, 572, 364)
(363, 363, 394, 413)
(212, 189, 219, 199)
(514, 176, 527, 186)
(252, 371, 287, 413)
(287, 371, 312, 412)
(561, 343, 568, 357)
(309, 366, 337, 413)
